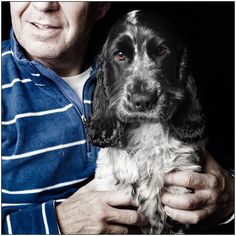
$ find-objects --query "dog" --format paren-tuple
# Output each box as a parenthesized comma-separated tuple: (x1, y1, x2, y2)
(88, 10, 207, 234)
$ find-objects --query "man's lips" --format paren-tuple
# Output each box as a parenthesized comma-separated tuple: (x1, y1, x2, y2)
(29, 21, 62, 30)
(26, 21, 63, 40)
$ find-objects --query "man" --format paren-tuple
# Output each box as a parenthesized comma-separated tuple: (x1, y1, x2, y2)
(2, 2, 234, 234)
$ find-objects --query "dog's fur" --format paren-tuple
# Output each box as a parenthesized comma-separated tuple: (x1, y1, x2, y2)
(88, 10, 206, 234)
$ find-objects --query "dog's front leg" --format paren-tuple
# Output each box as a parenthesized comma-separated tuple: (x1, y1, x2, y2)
(132, 170, 166, 234)
(94, 148, 118, 191)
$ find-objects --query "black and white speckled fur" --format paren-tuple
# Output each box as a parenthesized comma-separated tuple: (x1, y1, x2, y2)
(88, 10, 206, 234)
(94, 124, 203, 234)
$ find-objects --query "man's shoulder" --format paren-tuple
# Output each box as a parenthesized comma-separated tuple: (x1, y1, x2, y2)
(2, 39, 11, 53)
(2, 39, 14, 63)
(2, 39, 19, 85)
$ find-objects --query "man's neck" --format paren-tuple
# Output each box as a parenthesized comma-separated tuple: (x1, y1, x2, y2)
(39, 56, 89, 77)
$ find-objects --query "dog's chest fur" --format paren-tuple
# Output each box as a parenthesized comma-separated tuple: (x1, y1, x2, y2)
(95, 123, 201, 233)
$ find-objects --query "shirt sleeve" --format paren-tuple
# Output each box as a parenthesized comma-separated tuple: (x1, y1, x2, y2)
(2, 200, 61, 234)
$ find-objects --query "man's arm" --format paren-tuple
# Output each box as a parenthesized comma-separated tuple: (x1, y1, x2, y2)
(161, 150, 234, 230)
(2, 201, 60, 234)
(2, 184, 147, 234)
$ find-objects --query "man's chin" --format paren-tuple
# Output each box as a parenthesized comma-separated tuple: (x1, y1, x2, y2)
(26, 47, 63, 61)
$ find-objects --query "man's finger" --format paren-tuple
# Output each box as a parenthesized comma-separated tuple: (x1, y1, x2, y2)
(106, 206, 148, 226)
(105, 224, 129, 234)
(164, 171, 210, 189)
(164, 206, 208, 224)
(102, 191, 137, 207)
(161, 191, 208, 210)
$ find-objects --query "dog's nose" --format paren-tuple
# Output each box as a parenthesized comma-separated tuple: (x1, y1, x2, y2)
(129, 92, 157, 111)
(127, 82, 158, 111)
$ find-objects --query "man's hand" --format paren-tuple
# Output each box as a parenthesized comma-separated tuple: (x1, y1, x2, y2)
(161, 151, 234, 226)
(56, 181, 148, 234)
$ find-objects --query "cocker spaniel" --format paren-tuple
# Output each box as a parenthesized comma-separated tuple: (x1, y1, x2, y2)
(88, 10, 206, 234)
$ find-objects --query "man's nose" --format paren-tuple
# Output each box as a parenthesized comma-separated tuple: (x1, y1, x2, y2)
(31, 2, 59, 12)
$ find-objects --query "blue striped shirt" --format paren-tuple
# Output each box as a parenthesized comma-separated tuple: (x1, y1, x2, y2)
(2, 29, 99, 234)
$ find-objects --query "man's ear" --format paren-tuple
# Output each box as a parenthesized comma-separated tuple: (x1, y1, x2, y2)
(94, 3, 111, 21)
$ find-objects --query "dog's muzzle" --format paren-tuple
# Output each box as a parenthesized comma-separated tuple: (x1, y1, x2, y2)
(126, 81, 159, 112)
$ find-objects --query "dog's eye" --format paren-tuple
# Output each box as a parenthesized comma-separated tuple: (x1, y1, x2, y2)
(157, 46, 167, 56)
(114, 52, 126, 61)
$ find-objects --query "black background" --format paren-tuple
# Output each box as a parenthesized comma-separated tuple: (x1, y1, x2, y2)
(2, 2, 235, 168)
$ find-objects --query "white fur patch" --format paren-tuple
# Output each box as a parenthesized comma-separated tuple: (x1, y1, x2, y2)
(127, 10, 140, 25)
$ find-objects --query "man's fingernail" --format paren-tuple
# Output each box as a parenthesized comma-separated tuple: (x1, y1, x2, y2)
(131, 200, 138, 207)
(164, 206, 171, 217)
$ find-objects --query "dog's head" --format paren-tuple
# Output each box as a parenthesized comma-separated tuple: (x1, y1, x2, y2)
(88, 10, 206, 147)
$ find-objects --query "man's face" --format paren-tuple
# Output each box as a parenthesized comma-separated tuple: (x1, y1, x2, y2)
(10, 2, 95, 60)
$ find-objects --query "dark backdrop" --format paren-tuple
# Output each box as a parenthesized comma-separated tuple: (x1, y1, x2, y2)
(2, 2, 235, 168)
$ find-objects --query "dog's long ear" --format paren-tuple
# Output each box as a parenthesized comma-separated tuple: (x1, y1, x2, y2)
(169, 47, 206, 144)
(87, 52, 124, 148)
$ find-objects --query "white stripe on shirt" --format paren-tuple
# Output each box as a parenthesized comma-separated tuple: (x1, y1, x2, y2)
(2, 78, 32, 90)
(2, 203, 32, 207)
(83, 100, 91, 104)
(55, 199, 65, 203)
(42, 203, 50, 234)
(53, 201, 62, 234)
(2, 177, 88, 195)
(2, 50, 13, 57)
(2, 139, 86, 160)
(31, 73, 41, 77)
(2, 103, 73, 125)
(6, 215, 13, 234)
(2, 199, 65, 207)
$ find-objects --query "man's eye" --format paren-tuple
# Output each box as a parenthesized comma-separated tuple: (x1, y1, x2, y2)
(157, 46, 167, 56)
(114, 52, 126, 61)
